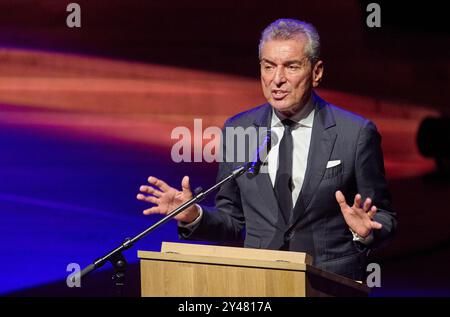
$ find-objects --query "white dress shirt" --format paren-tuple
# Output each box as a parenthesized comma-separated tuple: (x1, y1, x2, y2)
(267, 97, 315, 207)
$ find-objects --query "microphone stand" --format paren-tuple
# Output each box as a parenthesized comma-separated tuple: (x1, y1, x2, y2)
(77, 165, 247, 296)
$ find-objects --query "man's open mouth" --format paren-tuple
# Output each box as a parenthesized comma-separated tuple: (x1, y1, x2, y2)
(272, 90, 289, 100)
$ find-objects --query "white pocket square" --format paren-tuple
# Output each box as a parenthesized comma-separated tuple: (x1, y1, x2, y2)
(326, 160, 341, 168)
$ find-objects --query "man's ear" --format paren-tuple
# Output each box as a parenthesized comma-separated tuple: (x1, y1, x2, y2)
(312, 60, 324, 88)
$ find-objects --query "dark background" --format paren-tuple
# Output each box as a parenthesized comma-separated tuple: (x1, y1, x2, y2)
(1, 1, 449, 110)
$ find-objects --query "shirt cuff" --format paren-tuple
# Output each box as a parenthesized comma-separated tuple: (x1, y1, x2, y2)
(349, 228, 374, 245)
(177, 204, 203, 228)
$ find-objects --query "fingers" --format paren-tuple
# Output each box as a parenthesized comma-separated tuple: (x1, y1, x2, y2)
(136, 184, 162, 203)
(353, 194, 362, 209)
(136, 193, 158, 205)
(370, 220, 383, 230)
(362, 197, 372, 212)
(337, 192, 377, 214)
(143, 206, 162, 215)
(136, 176, 168, 206)
(354, 194, 374, 213)
(367, 205, 377, 218)
(139, 185, 163, 197)
(335, 191, 348, 209)
(147, 176, 170, 192)
(181, 176, 192, 196)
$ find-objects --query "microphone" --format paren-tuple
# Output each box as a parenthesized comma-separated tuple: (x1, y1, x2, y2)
(246, 129, 276, 176)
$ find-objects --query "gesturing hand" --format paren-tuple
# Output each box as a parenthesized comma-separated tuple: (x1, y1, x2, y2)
(137, 176, 199, 223)
(335, 190, 383, 238)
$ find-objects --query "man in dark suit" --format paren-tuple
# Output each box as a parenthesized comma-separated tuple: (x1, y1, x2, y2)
(137, 18, 397, 280)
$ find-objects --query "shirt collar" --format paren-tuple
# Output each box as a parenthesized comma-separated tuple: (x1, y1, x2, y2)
(271, 95, 315, 129)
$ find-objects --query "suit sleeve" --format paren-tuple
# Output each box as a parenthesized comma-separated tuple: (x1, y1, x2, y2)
(355, 120, 398, 249)
(178, 120, 246, 243)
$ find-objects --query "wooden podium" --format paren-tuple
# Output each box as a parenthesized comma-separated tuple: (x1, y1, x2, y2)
(138, 242, 369, 297)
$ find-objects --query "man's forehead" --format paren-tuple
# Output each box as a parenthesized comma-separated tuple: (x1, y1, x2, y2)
(260, 38, 307, 61)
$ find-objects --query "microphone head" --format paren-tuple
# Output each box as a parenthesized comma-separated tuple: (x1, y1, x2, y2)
(246, 129, 277, 177)
(193, 187, 203, 195)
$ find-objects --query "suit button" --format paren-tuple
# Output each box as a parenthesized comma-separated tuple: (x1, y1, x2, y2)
(284, 230, 294, 242)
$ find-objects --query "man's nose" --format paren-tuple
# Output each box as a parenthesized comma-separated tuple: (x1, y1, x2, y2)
(273, 66, 287, 86)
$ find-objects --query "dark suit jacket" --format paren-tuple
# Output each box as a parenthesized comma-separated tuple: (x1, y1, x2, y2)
(179, 93, 397, 280)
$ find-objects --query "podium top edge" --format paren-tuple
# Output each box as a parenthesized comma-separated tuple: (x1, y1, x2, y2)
(137, 249, 307, 271)
(159, 242, 313, 265)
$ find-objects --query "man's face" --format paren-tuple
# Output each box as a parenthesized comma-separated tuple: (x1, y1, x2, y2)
(260, 36, 322, 116)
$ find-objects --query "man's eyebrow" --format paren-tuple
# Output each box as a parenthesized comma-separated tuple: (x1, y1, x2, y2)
(260, 58, 276, 65)
(260, 58, 304, 65)
(284, 59, 304, 65)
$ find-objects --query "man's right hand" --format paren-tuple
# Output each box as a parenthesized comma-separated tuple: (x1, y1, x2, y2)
(137, 176, 199, 223)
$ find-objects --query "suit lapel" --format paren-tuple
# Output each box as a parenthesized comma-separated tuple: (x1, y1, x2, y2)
(291, 94, 337, 225)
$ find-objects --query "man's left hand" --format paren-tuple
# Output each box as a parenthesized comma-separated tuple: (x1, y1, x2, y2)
(335, 190, 383, 238)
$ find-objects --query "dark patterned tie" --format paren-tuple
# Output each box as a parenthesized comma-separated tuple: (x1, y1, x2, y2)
(274, 119, 295, 222)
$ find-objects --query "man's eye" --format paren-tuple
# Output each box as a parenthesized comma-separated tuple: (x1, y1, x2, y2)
(263, 65, 274, 71)
(288, 65, 300, 71)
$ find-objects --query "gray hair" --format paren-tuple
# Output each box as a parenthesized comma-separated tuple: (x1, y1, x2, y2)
(258, 18, 321, 64)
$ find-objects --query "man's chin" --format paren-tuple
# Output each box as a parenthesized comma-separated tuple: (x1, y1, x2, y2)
(270, 101, 294, 113)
